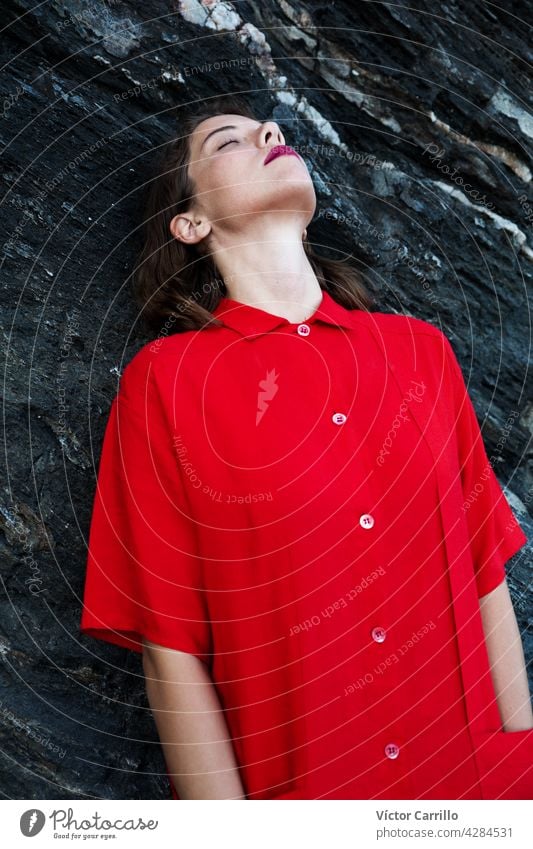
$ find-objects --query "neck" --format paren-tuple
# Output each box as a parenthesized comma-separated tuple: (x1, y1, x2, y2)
(211, 222, 322, 323)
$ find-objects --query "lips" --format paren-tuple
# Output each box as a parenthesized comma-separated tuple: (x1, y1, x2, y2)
(264, 145, 300, 165)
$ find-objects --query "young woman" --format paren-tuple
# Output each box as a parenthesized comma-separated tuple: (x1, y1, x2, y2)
(80, 95, 533, 800)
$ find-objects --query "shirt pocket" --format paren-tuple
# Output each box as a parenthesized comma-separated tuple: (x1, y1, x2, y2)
(471, 726, 533, 799)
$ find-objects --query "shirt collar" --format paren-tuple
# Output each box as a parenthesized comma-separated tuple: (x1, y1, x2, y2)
(210, 288, 359, 337)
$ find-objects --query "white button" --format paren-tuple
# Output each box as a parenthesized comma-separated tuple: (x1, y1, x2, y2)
(359, 513, 374, 529)
(372, 626, 386, 643)
(385, 742, 400, 759)
(297, 323, 310, 336)
(332, 412, 347, 425)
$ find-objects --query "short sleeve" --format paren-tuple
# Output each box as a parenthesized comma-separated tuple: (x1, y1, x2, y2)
(80, 351, 212, 662)
(443, 335, 528, 597)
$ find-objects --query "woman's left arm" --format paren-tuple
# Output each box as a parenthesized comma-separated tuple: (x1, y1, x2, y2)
(479, 578, 533, 731)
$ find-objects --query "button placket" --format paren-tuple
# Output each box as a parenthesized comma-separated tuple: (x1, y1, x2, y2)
(352, 468, 401, 771)
(369, 464, 406, 779)
(331, 398, 400, 772)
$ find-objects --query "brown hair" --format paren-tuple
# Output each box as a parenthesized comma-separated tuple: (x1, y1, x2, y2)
(133, 95, 375, 336)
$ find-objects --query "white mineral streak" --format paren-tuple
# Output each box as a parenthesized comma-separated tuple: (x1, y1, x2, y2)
(428, 110, 531, 182)
(178, 0, 240, 30)
(432, 180, 533, 259)
(489, 89, 533, 140)
(177, 0, 210, 28)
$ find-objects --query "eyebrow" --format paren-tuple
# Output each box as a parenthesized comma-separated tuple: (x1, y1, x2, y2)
(199, 121, 261, 151)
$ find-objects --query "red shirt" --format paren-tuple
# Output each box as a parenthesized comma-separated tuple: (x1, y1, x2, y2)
(80, 289, 530, 799)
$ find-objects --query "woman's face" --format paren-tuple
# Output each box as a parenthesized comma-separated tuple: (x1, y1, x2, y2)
(185, 113, 316, 239)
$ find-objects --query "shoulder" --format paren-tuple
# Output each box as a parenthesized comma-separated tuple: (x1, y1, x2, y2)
(352, 308, 452, 352)
(353, 308, 443, 336)
(352, 309, 462, 395)
(118, 332, 196, 400)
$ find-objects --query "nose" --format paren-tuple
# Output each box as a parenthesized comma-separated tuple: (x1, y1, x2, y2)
(259, 120, 285, 148)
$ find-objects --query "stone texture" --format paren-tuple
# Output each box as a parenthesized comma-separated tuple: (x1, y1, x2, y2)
(0, 0, 531, 799)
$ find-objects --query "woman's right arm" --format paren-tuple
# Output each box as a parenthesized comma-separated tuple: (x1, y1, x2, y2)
(142, 638, 246, 800)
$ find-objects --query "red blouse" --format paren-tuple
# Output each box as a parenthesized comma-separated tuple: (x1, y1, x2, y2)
(80, 289, 530, 799)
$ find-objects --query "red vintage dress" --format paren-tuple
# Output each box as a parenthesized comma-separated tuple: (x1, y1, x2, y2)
(80, 289, 532, 799)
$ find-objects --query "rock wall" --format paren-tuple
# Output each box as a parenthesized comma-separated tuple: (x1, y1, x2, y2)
(0, 0, 531, 798)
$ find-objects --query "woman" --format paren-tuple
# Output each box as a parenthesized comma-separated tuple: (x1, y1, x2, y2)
(80, 95, 533, 800)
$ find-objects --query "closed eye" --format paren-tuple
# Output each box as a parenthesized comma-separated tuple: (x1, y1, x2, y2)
(217, 138, 238, 150)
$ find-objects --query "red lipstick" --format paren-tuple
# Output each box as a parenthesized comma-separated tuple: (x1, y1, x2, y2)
(264, 145, 300, 165)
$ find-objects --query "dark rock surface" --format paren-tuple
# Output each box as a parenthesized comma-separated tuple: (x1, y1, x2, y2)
(0, 0, 531, 799)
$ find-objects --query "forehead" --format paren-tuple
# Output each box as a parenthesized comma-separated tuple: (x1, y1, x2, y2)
(191, 114, 259, 147)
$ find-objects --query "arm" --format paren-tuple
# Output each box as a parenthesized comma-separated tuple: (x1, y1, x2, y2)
(142, 639, 246, 799)
(478, 578, 533, 731)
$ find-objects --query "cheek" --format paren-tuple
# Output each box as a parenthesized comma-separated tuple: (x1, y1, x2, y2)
(205, 157, 244, 196)
(212, 154, 242, 183)
(209, 159, 259, 208)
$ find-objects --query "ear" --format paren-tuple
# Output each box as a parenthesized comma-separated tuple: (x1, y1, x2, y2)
(303, 228, 307, 241)
(169, 212, 211, 245)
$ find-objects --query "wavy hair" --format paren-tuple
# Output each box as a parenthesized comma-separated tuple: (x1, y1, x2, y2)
(133, 95, 375, 335)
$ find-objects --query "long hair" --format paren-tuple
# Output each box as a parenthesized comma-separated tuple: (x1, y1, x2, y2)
(133, 95, 375, 336)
